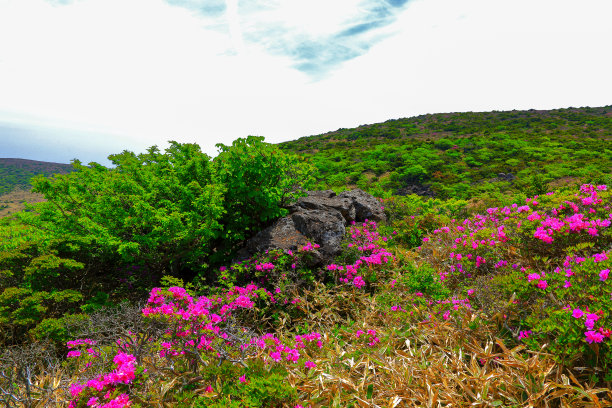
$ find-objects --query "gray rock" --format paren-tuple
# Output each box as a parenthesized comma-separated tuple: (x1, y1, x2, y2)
(290, 195, 356, 222)
(305, 190, 336, 198)
(246, 217, 309, 255)
(291, 209, 346, 257)
(240, 189, 385, 265)
(338, 189, 387, 222)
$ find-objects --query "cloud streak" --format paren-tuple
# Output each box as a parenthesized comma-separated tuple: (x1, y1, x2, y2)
(165, 0, 413, 77)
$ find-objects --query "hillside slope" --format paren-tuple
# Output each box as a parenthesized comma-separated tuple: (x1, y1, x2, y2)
(280, 106, 612, 201)
(0, 158, 74, 196)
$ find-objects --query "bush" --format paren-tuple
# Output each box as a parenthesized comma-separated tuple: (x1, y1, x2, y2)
(0, 138, 314, 348)
(212, 136, 315, 260)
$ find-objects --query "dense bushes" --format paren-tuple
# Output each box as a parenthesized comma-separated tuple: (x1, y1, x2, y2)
(8, 187, 611, 406)
(417, 184, 612, 374)
(212, 136, 315, 261)
(0, 137, 313, 346)
(280, 106, 612, 200)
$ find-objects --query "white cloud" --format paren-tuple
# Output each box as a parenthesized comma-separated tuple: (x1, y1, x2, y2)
(0, 0, 611, 162)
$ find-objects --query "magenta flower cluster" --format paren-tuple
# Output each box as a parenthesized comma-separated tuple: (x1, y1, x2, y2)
(355, 329, 380, 347)
(66, 278, 330, 406)
(326, 220, 394, 288)
(422, 184, 611, 347)
(251, 331, 323, 366)
(67, 350, 136, 408)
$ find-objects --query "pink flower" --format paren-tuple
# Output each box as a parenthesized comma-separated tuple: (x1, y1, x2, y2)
(585, 330, 605, 343)
(600, 269, 610, 281)
(353, 276, 366, 289)
(67, 338, 97, 348)
(586, 313, 600, 322)
(239, 375, 247, 383)
(527, 273, 540, 282)
(70, 384, 84, 397)
(572, 309, 584, 319)
(536, 280, 547, 290)
(67, 350, 81, 358)
(305, 361, 316, 369)
(518, 330, 532, 340)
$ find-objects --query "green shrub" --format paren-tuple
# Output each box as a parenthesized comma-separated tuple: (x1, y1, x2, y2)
(397, 262, 450, 300)
(187, 359, 298, 408)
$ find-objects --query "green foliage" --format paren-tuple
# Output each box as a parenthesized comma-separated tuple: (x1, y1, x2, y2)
(381, 194, 467, 248)
(0, 158, 74, 196)
(28, 142, 226, 275)
(212, 136, 315, 258)
(190, 362, 297, 408)
(0, 138, 313, 347)
(280, 106, 612, 201)
(396, 262, 450, 300)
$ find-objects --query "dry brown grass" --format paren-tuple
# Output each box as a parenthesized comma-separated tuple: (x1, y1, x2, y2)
(285, 294, 612, 407)
(3, 271, 612, 407)
(0, 189, 45, 218)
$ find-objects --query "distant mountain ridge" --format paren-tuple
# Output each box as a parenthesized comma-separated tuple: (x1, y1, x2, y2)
(0, 158, 74, 196)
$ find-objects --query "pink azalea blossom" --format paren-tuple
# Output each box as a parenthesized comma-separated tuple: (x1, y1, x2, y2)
(585, 330, 605, 343)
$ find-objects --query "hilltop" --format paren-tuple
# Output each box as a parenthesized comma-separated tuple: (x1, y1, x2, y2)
(0, 158, 74, 195)
(280, 106, 612, 202)
(0, 158, 74, 216)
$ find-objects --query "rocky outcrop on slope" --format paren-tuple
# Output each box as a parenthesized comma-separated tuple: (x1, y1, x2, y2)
(241, 189, 385, 264)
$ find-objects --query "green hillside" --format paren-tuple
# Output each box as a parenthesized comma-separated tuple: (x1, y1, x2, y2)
(280, 106, 612, 201)
(1, 114, 611, 407)
(0, 158, 74, 195)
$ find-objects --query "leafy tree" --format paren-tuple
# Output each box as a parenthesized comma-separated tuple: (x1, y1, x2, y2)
(27, 142, 225, 276)
(212, 136, 315, 258)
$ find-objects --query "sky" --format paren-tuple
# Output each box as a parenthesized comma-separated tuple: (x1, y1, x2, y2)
(0, 0, 611, 165)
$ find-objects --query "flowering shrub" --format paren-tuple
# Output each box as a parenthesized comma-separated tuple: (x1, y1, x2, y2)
(215, 243, 321, 291)
(381, 195, 468, 248)
(417, 184, 612, 372)
(326, 220, 395, 289)
(64, 281, 329, 406)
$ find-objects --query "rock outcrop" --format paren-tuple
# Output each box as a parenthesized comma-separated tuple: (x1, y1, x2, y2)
(396, 183, 434, 197)
(241, 189, 385, 264)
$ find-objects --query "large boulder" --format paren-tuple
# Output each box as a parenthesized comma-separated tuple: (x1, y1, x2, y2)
(291, 208, 346, 258)
(289, 191, 356, 222)
(338, 189, 386, 222)
(246, 217, 309, 255)
(239, 189, 385, 264)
